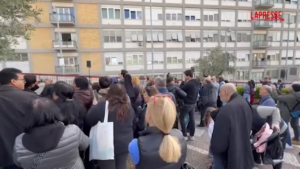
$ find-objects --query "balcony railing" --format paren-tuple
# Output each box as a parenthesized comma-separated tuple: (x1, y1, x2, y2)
(53, 41, 77, 50)
(49, 14, 75, 24)
(254, 21, 273, 28)
(255, 0, 274, 8)
(252, 60, 267, 67)
(55, 64, 80, 74)
(253, 40, 271, 48)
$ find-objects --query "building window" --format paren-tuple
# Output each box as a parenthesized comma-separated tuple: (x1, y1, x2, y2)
(125, 30, 143, 42)
(165, 13, 182, 20)
(282, 31, 295, 42)
(283, 14, 296, 24)
(267, 53, 280, 61)
(185, 31, 201, 42)
(203, 11, 219, 22)
(102, 8, 121, 19)
(286, 0, 297, 4)
(236, 32, 251, 42)
(185, 15, 197, 21)
(237, 11, 251, 22)
(166, 31, 183, 42)
(124, 9, 142, 19)
(297, 32, 300, 42)
(103, 30, 122, 43)
(274, 0, 282, 3)
(127, 55, 143, 65)
(220, 31, 236, 42)
(6, 53, 28, 61)
(61, 57, 78, 66)
(167, 57, 182, 64)
(268, 32, 281, 42)
(105, 57, 123, 65)
(158, 14, 163, 20)
(253, 34, 267, 41)
(203, 31, 218, 42)
(146, 31, 164, 42)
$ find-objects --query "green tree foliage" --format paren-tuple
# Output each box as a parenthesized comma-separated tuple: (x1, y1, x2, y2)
(0, 0, 41, 60)
(195, 46, 237, 77)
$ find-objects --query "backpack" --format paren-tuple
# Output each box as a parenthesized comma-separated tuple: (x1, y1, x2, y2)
(287, 96, 300, 118)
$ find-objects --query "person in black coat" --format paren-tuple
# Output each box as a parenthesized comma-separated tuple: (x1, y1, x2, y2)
(86, 83, 135, 169)
(0, 68, 39, 169)
(211, 83, 253, 169)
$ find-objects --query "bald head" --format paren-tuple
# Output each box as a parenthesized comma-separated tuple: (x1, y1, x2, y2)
(219, 83, 236, 103)
(221, 83, 236, 94)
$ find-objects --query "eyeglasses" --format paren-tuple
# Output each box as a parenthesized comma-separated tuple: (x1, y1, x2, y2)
(152, 94, 172, 105)
(16, 78, 25, 82)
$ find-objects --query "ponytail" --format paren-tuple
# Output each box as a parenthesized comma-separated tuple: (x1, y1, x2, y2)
(159, 134, 181, 163)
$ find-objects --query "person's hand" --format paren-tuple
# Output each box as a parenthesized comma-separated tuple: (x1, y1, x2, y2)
(270, 84, 276, 90)
(271, 124, 280, 132)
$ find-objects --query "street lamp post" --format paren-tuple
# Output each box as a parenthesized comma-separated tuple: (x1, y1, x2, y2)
(150, 0, 154, 76)
(53, 8, 65, 74)
(285, 14, 291, 81)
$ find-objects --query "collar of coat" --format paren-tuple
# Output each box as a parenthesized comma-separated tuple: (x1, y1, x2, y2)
(0, 85, 20, 91)
(228, 92, 239, 103)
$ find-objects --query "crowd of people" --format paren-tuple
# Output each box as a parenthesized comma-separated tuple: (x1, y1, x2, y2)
(0, 67, 299, 169)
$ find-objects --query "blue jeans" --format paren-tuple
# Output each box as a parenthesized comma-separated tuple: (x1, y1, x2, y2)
(286, 122, 292, 146)
(291, 117, 300, 140)
(180, 104, 195, 137)
(243, 93, 250, 103)
(213, 155, 226, 169)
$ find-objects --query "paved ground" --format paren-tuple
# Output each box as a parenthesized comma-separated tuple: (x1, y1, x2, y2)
(185, 113, 300, 169)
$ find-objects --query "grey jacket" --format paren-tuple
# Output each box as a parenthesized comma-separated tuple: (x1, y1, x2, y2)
(13, 125, 89, 169)
(201, 82, 217, 106)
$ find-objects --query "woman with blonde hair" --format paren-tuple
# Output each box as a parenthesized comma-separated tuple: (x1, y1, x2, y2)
(128, 95, 187, 168)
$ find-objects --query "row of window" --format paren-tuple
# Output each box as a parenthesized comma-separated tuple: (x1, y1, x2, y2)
(100, 8, 300, 23)
(4, 53, 28, 61)
(102, 30, 300, 43)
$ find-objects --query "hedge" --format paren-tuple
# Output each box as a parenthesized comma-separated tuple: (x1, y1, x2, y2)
(236, 86, 290, 99)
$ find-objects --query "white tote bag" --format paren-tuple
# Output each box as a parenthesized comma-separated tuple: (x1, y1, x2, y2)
(89, 101, 114, 161)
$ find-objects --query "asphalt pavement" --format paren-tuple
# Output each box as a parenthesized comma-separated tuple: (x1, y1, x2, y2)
(185, 112, 300, 169)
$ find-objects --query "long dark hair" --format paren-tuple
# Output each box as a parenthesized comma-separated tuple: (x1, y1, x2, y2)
(52, 81, 85, 128)
(124, 74, 135, 98)
(106, 83, 130, 121)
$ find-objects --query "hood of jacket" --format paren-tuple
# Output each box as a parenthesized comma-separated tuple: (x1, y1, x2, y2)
(166, 83, 177, 92)
(22, 122, 65, 153)
(74, 89, 93, 103)
(98, 88, 109, 97)
(292, 91, 300, 100)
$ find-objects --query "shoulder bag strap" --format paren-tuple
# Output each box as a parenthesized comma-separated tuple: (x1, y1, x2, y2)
(29, 152, 47, 169)
(104, 101, 109, 123)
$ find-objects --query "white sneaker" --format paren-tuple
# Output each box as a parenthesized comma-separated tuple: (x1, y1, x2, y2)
(188, 136, 195, 141)
(184, 137, 188, 141)
(286, 143, 293, 150)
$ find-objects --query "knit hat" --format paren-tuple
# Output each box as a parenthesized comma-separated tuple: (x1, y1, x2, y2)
(292, 84, 300, 92)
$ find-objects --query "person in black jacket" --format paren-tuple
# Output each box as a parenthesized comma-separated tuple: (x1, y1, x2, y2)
(180, 69, 200, 141)
(0, 68, 39, 169)
(166, 75, 187, 108)
(86, 83, 135, 169)
(166, 75, 187, 129)
(211, 83, 253, 169)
